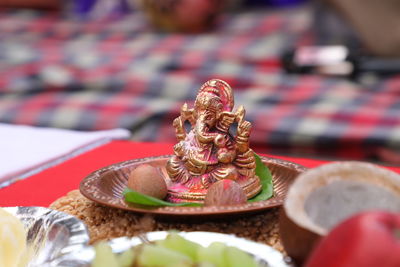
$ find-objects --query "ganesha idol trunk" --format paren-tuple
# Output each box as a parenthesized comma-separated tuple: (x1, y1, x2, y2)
(164, 79, 262, 203)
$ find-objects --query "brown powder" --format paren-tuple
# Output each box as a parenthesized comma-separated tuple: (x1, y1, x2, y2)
(50, 190, 283, 252)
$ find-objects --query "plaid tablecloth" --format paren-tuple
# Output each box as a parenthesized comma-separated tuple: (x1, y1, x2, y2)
(0, 6, 400, 161)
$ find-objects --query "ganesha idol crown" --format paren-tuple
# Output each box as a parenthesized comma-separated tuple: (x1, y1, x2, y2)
(166, 79, 262, 203)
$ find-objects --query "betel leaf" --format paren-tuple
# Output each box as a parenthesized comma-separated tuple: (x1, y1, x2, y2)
(123, 188, 202, 207)
(248, 153, 274, 202)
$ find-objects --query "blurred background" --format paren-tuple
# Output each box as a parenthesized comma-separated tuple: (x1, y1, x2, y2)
(0, 0, 399, 164)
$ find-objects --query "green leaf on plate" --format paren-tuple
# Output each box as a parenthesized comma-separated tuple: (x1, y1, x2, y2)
(123, 188, 202, 207)
(248, 153, 274, 202)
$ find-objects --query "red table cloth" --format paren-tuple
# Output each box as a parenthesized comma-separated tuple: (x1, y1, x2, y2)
(0, 141, 399, 207)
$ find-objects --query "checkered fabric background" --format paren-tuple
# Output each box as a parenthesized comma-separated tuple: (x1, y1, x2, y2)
(0, 7, 400, 161)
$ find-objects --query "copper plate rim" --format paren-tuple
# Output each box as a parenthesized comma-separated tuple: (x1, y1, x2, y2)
(79, 155, 307, 217)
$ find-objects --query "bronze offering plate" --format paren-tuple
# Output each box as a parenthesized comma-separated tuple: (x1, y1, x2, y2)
(80, 155, 306, 218)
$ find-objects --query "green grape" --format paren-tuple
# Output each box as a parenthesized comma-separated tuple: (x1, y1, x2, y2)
(138, 244, 193, 267)
(92, 242, 119, 267)
(197, 242, 227, 267)
(197, 262, 217, 267)
(165, 262, 194, 267)
(117, 248, 135, 267)
(156, 232, 201, 260)
(91, 234, 261, 267)
(224, 246, 259, 267)
(165, 262, 217, 267)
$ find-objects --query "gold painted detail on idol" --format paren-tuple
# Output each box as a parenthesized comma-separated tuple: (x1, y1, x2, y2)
(166, 79, 261, 202)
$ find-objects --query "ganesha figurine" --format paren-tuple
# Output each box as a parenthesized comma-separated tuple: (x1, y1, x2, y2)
(166, 79, 262, 203)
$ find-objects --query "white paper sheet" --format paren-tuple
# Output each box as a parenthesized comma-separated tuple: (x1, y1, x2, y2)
(0, 123, 130, 187)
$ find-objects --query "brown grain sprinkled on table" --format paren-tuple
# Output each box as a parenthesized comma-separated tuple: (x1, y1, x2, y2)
(50, 190, 283, 252)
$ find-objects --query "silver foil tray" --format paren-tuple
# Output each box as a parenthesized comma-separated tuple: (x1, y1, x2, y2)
(4, 206, 90, 267)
